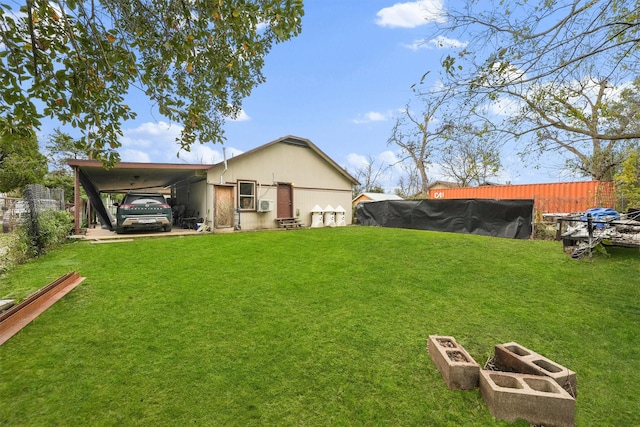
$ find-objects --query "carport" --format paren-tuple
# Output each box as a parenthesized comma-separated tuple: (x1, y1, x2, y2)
(68, 159, 212, 235)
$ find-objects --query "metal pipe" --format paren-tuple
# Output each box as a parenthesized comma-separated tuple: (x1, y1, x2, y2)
(220, 147, 228, 184)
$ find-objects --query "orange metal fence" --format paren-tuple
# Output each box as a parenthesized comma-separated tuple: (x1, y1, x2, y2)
(429, 181, 615, 214)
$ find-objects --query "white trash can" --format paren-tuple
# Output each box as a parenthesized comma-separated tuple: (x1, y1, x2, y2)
(334, 205, 346, 226)
(310, 205, 324, 228)
(324, 204, 336, 227)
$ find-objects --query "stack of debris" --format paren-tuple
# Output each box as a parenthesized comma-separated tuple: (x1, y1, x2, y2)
(559, 208, 640, 258)
(428, 336, 576, 427)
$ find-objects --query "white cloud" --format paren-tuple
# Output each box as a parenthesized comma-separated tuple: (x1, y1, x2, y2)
(378, 150, 400, 166)
(122, 121, 181, 141)
(404, 39, 428, 51)
(228, 108, 250, 122)
(558, 77, 633, 112)
(604, 79, 633, 101)
(404, 35, 468, 51)
(352, 111, 392, 124)
(345, 151, 401, 193)
(431, 35, 467, 49)
(376, 0, 446, 28)
(346, 153, 368, 169)
(224, 147, 245, 158)
(177, 145, 221, 164)
(345, 150, 399, 168)
(176, 144, 246, 164)
(120, 149, 151, 163)
(118, 120, 241, 164)
(119, 121, 183, 161)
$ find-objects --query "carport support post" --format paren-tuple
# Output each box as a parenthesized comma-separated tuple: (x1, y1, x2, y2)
(73, 166, 80, 235)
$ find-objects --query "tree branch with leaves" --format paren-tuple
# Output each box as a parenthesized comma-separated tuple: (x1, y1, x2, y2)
(431, 0, 639, 180)
(387, 88, 454, 197)
(0, 121, 47, 193)
(0, 0, 303, 166)
(438, 123, 502, 186)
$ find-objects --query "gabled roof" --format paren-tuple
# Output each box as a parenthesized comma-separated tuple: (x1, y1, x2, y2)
(353, 192, 404, 203)
(219, 135, 359, 185)
(67, 135, 359, 192)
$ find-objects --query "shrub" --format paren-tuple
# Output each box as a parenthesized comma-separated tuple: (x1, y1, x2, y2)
(3, 210, 73, 272)
(36, 210, 74, 248)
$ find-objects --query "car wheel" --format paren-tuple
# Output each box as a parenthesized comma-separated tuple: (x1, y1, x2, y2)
(163, 225, 172, 232)
(115, 226, 124, 234)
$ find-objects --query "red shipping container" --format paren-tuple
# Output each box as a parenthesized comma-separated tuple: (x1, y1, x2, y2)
(429, 181, 615, 214)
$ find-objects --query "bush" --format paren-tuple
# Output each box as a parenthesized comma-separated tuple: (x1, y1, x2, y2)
(3, 210, 73, 271)
(36, 210, 74, 248)
(533, 222, 557, 240)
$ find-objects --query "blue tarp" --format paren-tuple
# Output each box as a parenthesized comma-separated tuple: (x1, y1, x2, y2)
(580, 208, 620, 225)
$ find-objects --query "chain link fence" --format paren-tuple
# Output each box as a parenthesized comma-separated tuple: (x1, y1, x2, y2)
(1, 184, 65, 233)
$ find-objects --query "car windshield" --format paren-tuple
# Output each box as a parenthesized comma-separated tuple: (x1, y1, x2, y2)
(124, 195, 166, 205)
(131, 198, 163, 205)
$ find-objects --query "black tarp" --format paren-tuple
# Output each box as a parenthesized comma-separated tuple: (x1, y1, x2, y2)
(357, 199, 534, 239)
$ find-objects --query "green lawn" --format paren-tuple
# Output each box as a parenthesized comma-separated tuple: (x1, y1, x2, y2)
(0, 227, 638, 426)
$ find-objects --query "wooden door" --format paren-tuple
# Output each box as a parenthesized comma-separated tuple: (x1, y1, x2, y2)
(277, 183, 293, 218)
(215, 185, 234, 228)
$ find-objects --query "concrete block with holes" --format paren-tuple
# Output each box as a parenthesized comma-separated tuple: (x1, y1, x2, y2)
(427, 335, 480, 390)
(493, 342, 577, 397)
(480, 370, 575, 427)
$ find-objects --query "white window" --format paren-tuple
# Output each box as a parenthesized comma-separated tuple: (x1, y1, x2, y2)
(238, 181, 256, 210)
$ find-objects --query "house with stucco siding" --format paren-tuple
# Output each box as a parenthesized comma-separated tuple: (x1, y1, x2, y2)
(191, 136, 357, 230)
(70, 136, 359, 233)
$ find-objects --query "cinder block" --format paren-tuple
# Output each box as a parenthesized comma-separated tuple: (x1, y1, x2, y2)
(494, 342, 577, 397)
(427, 335, 480, 390)
(479, 370, 575, 427)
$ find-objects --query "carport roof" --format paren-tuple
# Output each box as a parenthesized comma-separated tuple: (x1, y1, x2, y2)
(67, 159, 212, 193)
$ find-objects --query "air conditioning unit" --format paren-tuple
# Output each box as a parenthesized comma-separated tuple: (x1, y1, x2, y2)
(257, 199, 274, 212)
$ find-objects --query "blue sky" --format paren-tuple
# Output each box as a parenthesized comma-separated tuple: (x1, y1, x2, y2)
(41, 0, 581, 191)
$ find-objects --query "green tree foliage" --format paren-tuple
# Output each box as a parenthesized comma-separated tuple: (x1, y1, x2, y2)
(45, 129, 87, 170)
(515, 76, 639, 180)
(438, 124, 501, 187)
(0, 125, 47, 192)
(42, 170, 74, 204)
(41, 130, 88, 202)
(431, 0, 639, 178)
(615, 148, 640, 208)
(0, 1, 303, 166)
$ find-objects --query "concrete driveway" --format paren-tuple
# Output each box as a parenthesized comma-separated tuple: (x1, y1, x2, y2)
(78, 227, 203, 242)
